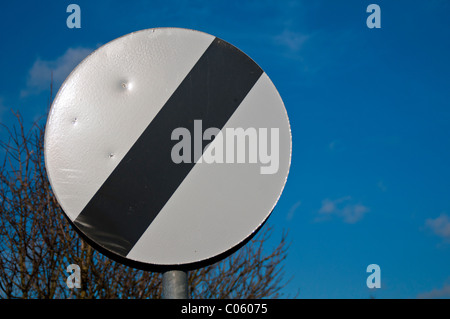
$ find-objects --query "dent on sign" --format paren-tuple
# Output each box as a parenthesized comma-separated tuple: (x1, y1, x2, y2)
(44, 28, 291, 270)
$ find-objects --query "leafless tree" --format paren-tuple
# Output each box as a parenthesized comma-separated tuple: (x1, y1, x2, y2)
(0, 111, 290, 299)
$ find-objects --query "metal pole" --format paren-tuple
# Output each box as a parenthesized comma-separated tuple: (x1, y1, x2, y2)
(162, 270, 189, 299)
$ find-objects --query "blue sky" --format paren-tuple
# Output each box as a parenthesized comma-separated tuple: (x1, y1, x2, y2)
(1, 0, 450, 298)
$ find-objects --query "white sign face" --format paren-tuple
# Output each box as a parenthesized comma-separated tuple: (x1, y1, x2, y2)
(44, 28, 291, 269)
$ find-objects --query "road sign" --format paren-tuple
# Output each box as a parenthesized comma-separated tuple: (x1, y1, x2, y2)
(44, 28, 291, 269)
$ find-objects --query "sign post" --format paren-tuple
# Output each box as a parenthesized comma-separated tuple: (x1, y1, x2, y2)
(162, 270, 189, 299)
(44, 28, 291, 298)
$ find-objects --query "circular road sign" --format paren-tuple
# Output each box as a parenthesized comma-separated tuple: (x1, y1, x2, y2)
(44, 28, 291, 270)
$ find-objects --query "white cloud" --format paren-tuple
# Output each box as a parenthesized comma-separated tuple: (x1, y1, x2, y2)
(274, 29, 310, 52)
(425, 213, 450, 240)
(21, 47, 94, 97)
(377, 180, 387, 192)
(417, 283, 450, 299)
(328, 141, 337, 151)
(287, 201, 301, 221)
(327, 140, 346, 153)
(317, 196, 369, 224)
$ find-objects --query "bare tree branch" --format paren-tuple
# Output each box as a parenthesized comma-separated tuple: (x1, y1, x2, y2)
(0, 110, 291, 299)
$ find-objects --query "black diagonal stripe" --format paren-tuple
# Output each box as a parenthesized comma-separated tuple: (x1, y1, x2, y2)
(73, 37, 263, 257)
